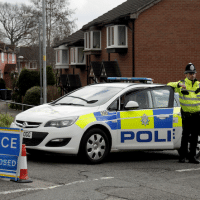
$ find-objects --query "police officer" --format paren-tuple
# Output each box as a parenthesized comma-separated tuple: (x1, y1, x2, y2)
(167, 63, 200, 164)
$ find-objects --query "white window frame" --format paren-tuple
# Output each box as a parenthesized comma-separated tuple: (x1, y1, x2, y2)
(84, 31, 101, 50)
(1, 52, 4, 63)
(55, 45, 69, 69)
(12, 53, 15, 63)
(29, 62, 37, 69)
(106, 25, 128, 48)
(70, 47, 85, 65)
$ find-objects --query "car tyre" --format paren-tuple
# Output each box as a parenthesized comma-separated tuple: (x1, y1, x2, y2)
(79, 128, 110, 164)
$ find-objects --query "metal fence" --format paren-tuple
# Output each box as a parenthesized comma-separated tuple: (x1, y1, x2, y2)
(0, 100, 35, 114)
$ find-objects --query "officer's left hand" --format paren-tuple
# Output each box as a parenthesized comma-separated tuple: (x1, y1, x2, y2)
(195, 88, 200, 94)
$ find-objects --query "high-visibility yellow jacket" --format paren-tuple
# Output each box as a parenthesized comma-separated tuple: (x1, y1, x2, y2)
(167, 78, 200, 113)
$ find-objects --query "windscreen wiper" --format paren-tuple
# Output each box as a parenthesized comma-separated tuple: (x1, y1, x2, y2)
(68, 96, 98, 104)
(53, 103, 84, 106)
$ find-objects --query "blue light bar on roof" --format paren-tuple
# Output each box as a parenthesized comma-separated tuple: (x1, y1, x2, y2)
(107, 77, 153, 81)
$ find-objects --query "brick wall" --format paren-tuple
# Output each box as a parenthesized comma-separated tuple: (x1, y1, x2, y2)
(135, 0, 200, 84)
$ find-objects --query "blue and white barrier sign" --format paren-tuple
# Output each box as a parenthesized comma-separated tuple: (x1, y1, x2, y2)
(0, 128, 22, 181)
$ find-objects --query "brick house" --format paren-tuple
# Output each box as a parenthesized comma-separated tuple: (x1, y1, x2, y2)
(0, 41, 16, 88)
(54, 0, 200, 90)
(17, 46, 55, 72)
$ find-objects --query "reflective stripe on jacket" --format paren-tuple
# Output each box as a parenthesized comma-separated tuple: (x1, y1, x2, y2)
(167, 78, 200, 113)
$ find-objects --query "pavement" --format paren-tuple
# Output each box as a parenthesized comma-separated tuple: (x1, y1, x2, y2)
(0, 100, 22, 118)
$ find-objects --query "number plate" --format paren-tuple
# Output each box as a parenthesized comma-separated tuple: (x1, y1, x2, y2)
(23, 131, 32, 139)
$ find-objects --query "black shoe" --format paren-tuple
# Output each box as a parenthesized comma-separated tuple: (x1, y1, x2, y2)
(179, 158, 186, 163)
(188, 158, 200, 164)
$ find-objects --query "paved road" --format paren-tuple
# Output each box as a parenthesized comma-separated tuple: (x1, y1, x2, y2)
(1, 102, 200, 199)
(1, 150, 200, 200)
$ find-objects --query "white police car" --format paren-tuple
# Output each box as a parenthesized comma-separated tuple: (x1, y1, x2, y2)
(11, 77, 183, 163)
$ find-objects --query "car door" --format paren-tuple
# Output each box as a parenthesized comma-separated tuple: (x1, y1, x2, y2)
(116, 86, 175, 150)
(150, 86, 175, 149)
(172, 93, 182, 149)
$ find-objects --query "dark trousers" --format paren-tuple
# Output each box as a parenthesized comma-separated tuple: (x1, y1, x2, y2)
(179, 111, 200, 159)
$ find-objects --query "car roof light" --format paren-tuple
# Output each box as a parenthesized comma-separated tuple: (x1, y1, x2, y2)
(107, 77, 153, 84)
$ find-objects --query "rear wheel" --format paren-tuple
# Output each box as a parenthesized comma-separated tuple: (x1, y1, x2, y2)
(79, 128, 110, 164)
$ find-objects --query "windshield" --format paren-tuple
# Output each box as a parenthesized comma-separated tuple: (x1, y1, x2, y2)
(53, 86, 123, 107)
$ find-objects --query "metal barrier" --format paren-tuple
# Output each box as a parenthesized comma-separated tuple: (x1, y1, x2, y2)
(0, 99, 35, 114)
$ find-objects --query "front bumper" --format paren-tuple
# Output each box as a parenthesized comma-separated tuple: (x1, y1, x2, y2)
(10, 122, 83, 155)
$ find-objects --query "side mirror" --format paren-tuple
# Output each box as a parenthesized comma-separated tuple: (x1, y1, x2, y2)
(124, 101, 139, 110)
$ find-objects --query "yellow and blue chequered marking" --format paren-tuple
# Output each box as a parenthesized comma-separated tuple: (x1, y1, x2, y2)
(76, 108, 180, 130)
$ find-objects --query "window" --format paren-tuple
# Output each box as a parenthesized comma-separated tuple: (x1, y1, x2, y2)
(108, 98, 119, 111)
(174, 93, 180, 107)
(78, 48, 84, 63)
(29, 62, 37, 69)
(55, 46, 69, 68)
(84, 31, 101, 50)
(1, 52, 4, 63)
(120, 90, 152, 111)
(151, 89, 170, 108)
(71, 48, 74, 63)
(107, 25, 128, 48)
(12, 53, 15, 63)
(93, 32, 100, 48)
(62, 50, 68, 64)
(118, 26, 126, 45)
(70, 47, 85, 65)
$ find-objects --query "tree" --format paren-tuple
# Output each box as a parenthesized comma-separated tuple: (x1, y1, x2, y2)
(0, 3, 36, 45)
(0, 29, 6, 43)
(30, 0, 77, 47)
(18, 69, 40, 96)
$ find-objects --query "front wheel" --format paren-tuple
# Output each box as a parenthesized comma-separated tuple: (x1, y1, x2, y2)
(79, 128, 110, 164)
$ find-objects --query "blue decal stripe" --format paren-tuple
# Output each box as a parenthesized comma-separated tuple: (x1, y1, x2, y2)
(0, 170, 16, 174)
(93, 111, 118, 130)
(153, 108, 173, 115)
(94, 112, 117, 121)
(153, 109, 173, 128)
(106, 121, 117, 130)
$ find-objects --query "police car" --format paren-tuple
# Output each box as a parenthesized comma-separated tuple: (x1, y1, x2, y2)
(10, 77, 184, 163)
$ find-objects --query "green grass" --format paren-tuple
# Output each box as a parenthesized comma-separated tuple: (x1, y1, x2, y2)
(0, 113, 14, 127)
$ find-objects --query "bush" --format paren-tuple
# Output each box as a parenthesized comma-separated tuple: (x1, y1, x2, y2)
(18, 69, 40, 96)
(0, 78, 6, 89)
(0, 113, 14, 127)
(23, 86, 41, 106)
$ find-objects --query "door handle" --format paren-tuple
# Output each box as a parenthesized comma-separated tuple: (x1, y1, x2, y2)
(157, 114, 170, 119)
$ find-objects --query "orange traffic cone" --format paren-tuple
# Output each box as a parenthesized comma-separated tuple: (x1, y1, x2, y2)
(17, 144, 33, 183)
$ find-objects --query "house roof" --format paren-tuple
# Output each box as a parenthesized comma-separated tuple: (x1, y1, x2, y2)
(18, 46, 55, 66)
(53, 30, 84, 48)
(82, 0, 160, 30)
(0, 42, 15, 53)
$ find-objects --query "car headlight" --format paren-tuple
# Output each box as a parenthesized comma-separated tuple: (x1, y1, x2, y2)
(44, 116, 78, 128)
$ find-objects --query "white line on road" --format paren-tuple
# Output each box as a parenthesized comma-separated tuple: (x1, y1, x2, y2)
(176, 168, 200, 172)
(0, 177, 114, 195)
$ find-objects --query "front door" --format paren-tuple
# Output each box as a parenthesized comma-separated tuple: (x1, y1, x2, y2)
(117, 87, 175, 150)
